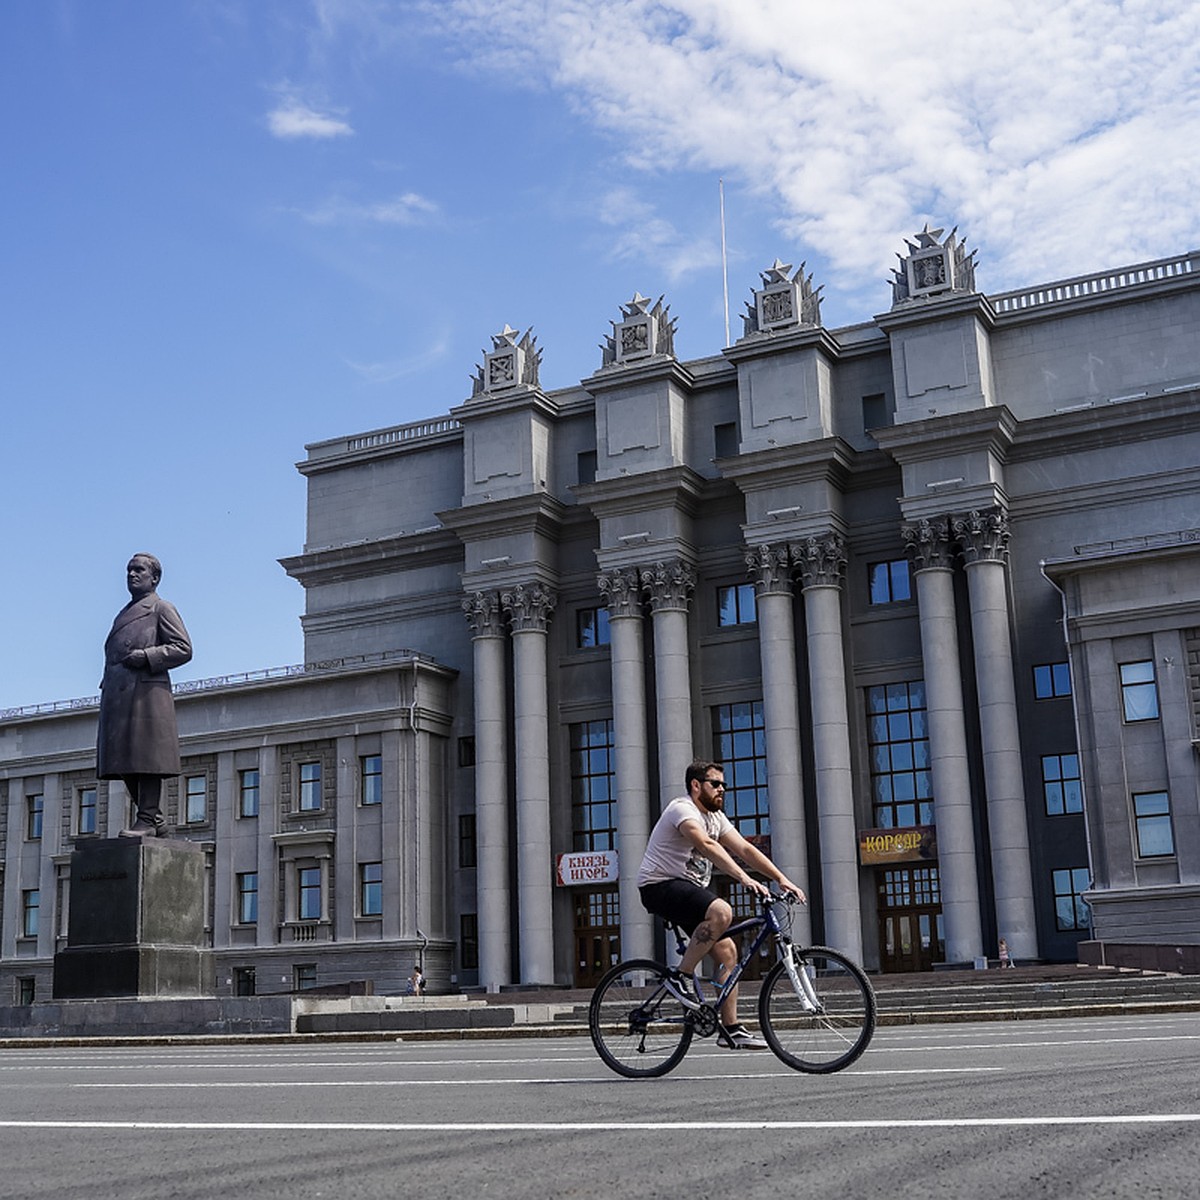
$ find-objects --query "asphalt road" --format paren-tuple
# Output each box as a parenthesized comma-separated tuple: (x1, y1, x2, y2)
(1, 1013, 1198, 1199)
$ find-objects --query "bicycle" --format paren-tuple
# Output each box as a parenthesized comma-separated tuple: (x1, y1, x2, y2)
(588, 890, 876, 1078)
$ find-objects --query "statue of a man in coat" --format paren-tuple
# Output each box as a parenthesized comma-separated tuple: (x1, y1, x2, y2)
(97, 553, 193, 837)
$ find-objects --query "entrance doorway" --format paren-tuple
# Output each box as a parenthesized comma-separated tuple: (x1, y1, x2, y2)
(573, 886, 620, 988)
(877, 865, 944, 973)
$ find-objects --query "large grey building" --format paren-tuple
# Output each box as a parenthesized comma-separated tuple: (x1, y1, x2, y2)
(3, 229, 1199, 1002)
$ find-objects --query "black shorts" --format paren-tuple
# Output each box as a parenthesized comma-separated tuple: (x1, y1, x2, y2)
(639, 878, 719, 933)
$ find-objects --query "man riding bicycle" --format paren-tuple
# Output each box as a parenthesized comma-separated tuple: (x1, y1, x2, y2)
(637, 759, 806, 1049)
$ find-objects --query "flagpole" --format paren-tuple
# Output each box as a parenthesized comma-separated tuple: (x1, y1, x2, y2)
(719, 178, 730, 347)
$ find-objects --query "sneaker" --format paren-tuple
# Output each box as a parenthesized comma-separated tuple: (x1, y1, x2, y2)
(665, 970, 699, 1007)
(719, 1023, 769, 1050)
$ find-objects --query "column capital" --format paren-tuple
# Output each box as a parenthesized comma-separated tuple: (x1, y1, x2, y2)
(745, 544, 794, 596)
(597, 566, 644, 619)
(953, 507, 1010, 565)
(902, 517, 955, 571)
(640, 560, 695, 613)
(462, 590, 505, 637)
(501, 582, 557, 632)
(791, 532, 847, 589)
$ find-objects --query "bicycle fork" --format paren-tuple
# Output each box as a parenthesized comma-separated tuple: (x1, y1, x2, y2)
(781, 946, 822, 1013)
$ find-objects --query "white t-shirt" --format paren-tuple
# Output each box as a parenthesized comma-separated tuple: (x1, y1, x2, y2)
(637, 796, 734, 888)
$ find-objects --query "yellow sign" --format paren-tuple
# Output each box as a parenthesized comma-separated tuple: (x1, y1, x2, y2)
(858, 825, 937, 866)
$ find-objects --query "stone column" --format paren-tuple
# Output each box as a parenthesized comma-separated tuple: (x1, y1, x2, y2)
(597, 567, 654, 960)
(903, 519, 983, 962)
(954, 508, 1038, 959)
(793, 534, 862, 961)
(641, 561, 696, 809)
(463, 590, 511, 990)
(745, 544, 812, 946)
(501, 582, 558, 985)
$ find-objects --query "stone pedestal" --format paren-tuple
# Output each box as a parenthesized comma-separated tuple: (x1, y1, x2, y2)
(52, 837, 212, 1000)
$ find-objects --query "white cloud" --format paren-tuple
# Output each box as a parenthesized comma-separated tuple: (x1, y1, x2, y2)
(267, 97, 354, 140)
(300, 191, 439, 226)
(427, 0, 1200, 302)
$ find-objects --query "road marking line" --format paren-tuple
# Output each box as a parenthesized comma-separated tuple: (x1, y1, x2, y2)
(68, 1067, 999, 1089)
(1, 1115, 1198, 1132)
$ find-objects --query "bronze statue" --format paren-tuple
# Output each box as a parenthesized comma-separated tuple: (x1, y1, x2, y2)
(97, 554, 193, 836)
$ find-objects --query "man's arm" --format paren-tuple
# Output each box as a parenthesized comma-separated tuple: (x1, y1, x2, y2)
(718, 827, 807, 903)
(677, 818, 770, 895)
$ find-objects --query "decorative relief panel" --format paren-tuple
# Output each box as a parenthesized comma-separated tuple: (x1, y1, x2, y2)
(891, 224, 978, 306)
(471, 326, 541, 397)
(602, 294, 677, 367)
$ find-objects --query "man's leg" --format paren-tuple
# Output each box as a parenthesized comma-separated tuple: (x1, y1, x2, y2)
(678, 897, 733, 977)
(122, 776, 166, 836)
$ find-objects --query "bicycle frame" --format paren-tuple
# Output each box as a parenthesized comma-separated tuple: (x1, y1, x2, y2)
(670, 894, 819, 1015)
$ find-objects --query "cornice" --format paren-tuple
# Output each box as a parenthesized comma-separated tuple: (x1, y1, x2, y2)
(582, 355, 697, 397)
(437, 491, 569, 541)
(722, 323, 843, 365)
(448, 384, 563, 424)
(871, 405, 1018, 463)
(873, 291, 997, 335)
(717, 436, 857, 490)
(573, 464, 709, 519)
(279, 528, 462, 586)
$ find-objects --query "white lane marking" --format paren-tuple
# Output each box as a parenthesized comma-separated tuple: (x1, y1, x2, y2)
(0, 1115, 1198, 1132)
(69, 1067, 999, 1089)
(3, 1029, 1194, 1072)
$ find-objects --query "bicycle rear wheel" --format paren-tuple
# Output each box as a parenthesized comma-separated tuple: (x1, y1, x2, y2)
(589, 959, 693, 1078)
(758, 946, 876, 1073)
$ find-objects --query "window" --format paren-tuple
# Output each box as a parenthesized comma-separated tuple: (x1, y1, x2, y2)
(1120, 660, 1160, 722)
(717, 583, 756, 627)
(459, 813, 477, 868)
(21, 890, 39, 938)
(1133, 792, 1174, 857)
(868, 559, 911, 605)
(458, 737, 476, 768)
(577, 449, 597, 486)
(294, 963, 318, 990)
(1052, 867, 1091, 931)
(1042, 754, 1083, 816)
(239, 769, 260, 818)
(233, 967, 256, 997)
(359, 862, 383, 916)
(361, 755, 383, 806)
(298, 865, 322, 920)
(77, 787, 97, 835)
(570, 719, 616, 851)
(17, 977, 35, 1006)
(712, 701, 770, 837)
(298, 761, 322, 811)
(26, 794, 43, 840)
(713, 421, 738, 458)
(576, 606, 611, 649)
(236, 872, 259, 924)
(185, 775, 207, 824)
(460, 913, 479, 971)
(1033, 662, 1071, 699)
(866, 681, 933, 828)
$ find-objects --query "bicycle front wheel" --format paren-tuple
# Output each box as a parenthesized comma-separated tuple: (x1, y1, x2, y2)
(759, 946, 876, 1073)
(588, 959, 693, 1078)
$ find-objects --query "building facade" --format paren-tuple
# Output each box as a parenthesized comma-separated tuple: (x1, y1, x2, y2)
(3, 231, 1199, 1001)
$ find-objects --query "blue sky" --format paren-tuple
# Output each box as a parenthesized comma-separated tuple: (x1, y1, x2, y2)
(3, 0, 1199, 711)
